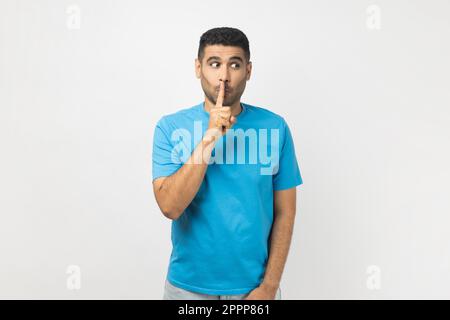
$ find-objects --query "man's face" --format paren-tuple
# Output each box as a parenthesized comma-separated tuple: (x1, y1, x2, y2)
(195, 45, 252, 106)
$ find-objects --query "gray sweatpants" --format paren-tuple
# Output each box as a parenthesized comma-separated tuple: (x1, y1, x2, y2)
(163, 279, 282, 300)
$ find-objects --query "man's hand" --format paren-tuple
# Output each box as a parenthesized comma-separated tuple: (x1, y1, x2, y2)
(244, 283, 278, 300)
(204, 80, 237, 143)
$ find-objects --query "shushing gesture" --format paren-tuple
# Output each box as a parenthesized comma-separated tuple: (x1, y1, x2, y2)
(206, 80, 237, 142)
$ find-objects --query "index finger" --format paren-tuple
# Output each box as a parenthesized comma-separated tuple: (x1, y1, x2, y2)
(215, 80, 225, 108)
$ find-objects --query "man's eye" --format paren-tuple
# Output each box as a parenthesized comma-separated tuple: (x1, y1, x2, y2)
(231, 63, 240, 69)
(210, 62, 220, 68)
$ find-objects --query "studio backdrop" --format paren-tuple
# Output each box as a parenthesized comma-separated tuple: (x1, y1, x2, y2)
(1, 0, 449, 299)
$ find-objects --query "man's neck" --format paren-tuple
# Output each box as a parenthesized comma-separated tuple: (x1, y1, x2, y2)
(204, 98, 243, 117)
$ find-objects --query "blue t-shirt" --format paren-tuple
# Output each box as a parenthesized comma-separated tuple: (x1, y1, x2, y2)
(152, 101, 303, 295)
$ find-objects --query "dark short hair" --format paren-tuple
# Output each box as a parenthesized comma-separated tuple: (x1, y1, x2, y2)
(198, 27, 250, 62)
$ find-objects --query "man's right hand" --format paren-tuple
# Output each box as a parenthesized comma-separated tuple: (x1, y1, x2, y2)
(205, 80, 237, 143)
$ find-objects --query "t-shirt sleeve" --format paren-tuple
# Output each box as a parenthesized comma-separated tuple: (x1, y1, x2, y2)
(272, 118, 303, 191)
(152, 117, 183, 181)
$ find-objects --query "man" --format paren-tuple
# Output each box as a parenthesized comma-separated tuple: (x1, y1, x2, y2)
(152, 27, 303, 300)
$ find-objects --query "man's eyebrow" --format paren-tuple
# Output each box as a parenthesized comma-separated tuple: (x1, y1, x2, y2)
(206, 56, 244, 63)
(206, 56, 221, 63)
(229, 56, 244, 63)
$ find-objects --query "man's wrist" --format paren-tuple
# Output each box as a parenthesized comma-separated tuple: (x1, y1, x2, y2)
(202, 128, 221, 146)
(201, 134, 216, 148)
(260, 280, 280, 292)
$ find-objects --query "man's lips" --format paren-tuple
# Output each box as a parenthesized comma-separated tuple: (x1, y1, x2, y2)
(215, 88, 232, 94)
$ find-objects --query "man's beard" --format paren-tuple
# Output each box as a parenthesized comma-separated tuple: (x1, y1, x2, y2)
(203, 87, 240, 106)
(206, 91, 231, 106)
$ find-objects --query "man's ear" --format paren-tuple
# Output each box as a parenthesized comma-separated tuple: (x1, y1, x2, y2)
(246, 61, 252, 81)
(195, 58, 201, 79)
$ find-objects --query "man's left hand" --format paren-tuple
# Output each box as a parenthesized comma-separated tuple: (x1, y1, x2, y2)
(245, 284, 278, 300)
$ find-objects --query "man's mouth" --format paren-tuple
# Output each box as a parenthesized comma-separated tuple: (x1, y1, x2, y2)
(216, 87, 232, 94)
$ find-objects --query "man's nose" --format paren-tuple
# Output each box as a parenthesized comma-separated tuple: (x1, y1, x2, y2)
(219, 66, 230, 83)
(219, 79, 229, 87)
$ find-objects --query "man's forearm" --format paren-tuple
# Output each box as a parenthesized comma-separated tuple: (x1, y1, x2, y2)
(157, 135, 216, 219)
(261, 202, 296, 291)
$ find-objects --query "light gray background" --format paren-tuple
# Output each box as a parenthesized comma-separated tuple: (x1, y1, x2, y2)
(1, 0, 449, 299)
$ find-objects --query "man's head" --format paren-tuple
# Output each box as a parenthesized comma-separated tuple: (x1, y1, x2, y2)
(195, 27, 252, 107)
